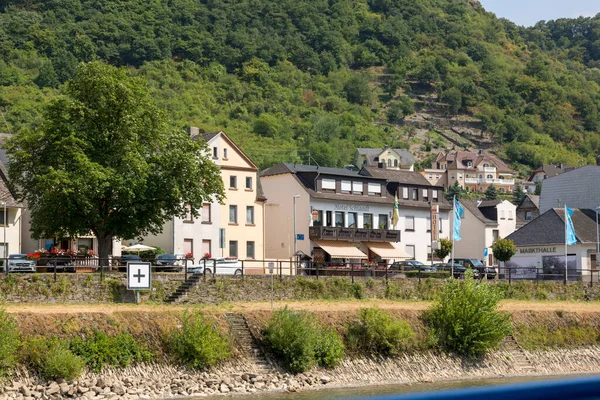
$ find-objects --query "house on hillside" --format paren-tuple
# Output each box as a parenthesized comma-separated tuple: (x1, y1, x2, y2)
(539, 165, 600, 214)
(0, 164, 24, 257)
(452, 199, 517, 266)
(353, 147, 415, 171)
(142, 129, 266, 261)
(524, 164, 576, 194)
(421, 150, 516, 193)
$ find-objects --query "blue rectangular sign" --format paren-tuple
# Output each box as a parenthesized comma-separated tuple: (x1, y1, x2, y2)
(297, 234, 304, 241)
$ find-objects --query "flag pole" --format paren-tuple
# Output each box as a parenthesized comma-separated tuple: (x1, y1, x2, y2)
(565, 204, 568, 284)
(451, 195, 455, 278)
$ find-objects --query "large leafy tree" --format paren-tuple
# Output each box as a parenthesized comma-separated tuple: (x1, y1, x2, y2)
(6, 61, 225, 264)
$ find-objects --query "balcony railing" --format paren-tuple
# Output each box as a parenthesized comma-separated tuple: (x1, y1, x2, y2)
(309, 226, 401, 242)
(482, 166, 497, 173)
(464, 178, 515, 185)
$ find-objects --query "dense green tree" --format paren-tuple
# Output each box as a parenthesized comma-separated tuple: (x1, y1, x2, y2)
(434, 238, 452, 261)
(512, 184, 525, 205)
(6, 61, 225, 264)
(491, 238, 517, 263)
(445, 182, 464, 201)
(343, 74, 372, 105)
(485, 184, 498, 200)
(535, 181, 543, 196)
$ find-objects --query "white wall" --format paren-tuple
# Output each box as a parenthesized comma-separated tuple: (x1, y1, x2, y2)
(398, 208, 450, 263)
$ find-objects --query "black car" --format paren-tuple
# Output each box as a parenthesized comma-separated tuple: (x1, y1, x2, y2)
(391, 260, 437, 272)
(432, 263, 469, 278)
(154, 254, 180, 271)
(453, 258, 497, 279)
(116, 254, 142, 270)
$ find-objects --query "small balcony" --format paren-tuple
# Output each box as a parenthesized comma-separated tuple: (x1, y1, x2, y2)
(482, 167, 497, 173)
(309, 226, 401, 242)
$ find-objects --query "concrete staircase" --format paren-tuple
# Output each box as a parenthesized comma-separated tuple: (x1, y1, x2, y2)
(224, 312, 274, 374)
(165, 273, 202, 303)
(504, 335, 536, 373)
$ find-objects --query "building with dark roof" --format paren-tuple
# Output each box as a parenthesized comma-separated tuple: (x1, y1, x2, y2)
(505, 208, 598, 281)
(354, 147, 416, 171)
(539, 165, 600, 214)
(525, 164, 576, 193)
(421, 150, 516, 193)
(260, 163, 449, 263)
(516, 194, 540, 228)
(452, 199, 517, 266)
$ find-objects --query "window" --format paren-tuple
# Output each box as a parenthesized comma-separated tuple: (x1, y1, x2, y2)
(394, 159, 398, 167)
(428, 174, 432, 179)
(229, 241, 238, 258)
(433, 190, 439, 201)
(525, 211, 532, 221)
(348, 212, 357, 228)
(335, 212, 344, 227)
(183, 204, 193, 222)
(322, 179, 335, 191)
(78, 238, 92, 253)
(426, 217, 431, 232)
(363, 213, 373, 229)
(508, 210, 513, 220)
(405, 216, 415, 231)
(405, 245, 415, 260)
(467, 161, 472, 167)
(381, 159, 385, 166)
(245, 176, 253, 190)
(378, 214, 388, 230)
(387, 159, 392, 167)
(313, 210, 323, 226)
(487, 174, 493, 179)
(202, 240, 211, 257)
(435, 175, 440, 179)
(229, 205, 238, 223)
(229, 175, 237, 189)
(352, 181, 363, 194)
(479, 174, 483, 179)
(412, 188, 418, 200)
(202, 203, 211, 223)
(451, 174, 455, 180)
(246, 241, 255, 259)
(439, 217, 443, 233)
(212, 147, 218, 159)
(223, 148, 228, 159)
(184, 239, 193, 255)
(493, 230, 499, 242)
(459, 174, 463, 179)
(402, 187, 409, 200)
(368, 183, 381, 195)
(483, 163, 489, 168)
(246, 206, 255, 224)
(427, 245, 432, 260)
(341, 181, 352, 193)
(422, 189, 428, 200)
(500, 210, 505, 220)
(326, 211, 333, 227)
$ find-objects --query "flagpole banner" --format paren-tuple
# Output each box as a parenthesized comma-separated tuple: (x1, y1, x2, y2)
(453, 198, 463, 241)
(392, 193, 400, 228)
(565, 206, 577, 246)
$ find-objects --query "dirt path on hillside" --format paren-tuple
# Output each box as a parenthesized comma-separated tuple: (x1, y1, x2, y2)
(4, 299, 600, 314)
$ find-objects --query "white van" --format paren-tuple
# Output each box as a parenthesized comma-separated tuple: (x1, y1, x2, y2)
(188, 258, 243, 275)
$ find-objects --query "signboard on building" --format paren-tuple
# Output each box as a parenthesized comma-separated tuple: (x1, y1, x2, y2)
(430, 204, 439, 242)
(219, 228, 225, 249)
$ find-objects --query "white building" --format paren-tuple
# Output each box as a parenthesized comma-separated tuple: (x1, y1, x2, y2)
(505, 208, 598, 280)
(453, 199, 517, 266)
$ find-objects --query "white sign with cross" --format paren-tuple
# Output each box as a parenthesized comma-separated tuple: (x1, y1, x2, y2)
(127, 262, 152, 290)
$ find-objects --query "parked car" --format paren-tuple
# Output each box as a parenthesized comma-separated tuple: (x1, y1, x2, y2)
(453, 258, 497, 279)
(188, 258, 243, 275)
(390, 260, 437, 272)
(6, 254, 36, 273)
(114, 254, 142, 271)
(154, 254, 180, 271)
(432, 263, 469, 278)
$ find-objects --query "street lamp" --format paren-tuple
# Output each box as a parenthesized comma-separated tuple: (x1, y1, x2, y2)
(595, 206, 600, 253)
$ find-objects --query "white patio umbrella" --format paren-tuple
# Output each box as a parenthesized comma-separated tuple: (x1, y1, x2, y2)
(122, 244, 156, 255)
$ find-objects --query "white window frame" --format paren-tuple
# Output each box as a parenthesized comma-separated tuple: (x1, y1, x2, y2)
(368, 183, 381, 195)
(341, 180, 352, 193)
(352, 181, 363, 194)
(402, 187, 409, 199)
(322, 179, 336, 190)
(405, 216, 415, 231)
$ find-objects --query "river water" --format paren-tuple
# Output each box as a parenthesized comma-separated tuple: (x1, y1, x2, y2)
(200, 374, 593, 400)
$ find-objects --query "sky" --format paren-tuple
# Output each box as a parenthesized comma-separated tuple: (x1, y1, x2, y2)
(478, 0, 599, 27)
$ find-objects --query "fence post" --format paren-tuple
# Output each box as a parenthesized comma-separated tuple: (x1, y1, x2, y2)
(279, 261, 282, 282)
(184, 258, 188, 282)
(316, 262, 319, 280)
(203, 259, 207, 283)
(418, 265, 421, 283)
(100, 258, 104, 281)
(508, 266, 512, 285)
(351, 263, 354, 284)
(385, 262, 388, 283)
(241, 260, 244, 281)
(213, 259, 217, 281)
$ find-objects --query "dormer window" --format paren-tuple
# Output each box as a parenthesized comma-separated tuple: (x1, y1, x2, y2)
(467, 161, 473, 167)
(387, 159, 392, 167)
(394, 159, 398, 167)
(322, 178, 336, 192)
(483, 163, 489, 168)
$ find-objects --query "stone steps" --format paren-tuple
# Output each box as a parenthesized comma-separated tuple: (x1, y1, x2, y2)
(166, 274, 202, 303)
(224, 313, 275, 373)
(503, 336, 536, 372)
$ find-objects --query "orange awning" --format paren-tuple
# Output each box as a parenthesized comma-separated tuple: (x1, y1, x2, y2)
(314, 240, 368, 260)
(365, 242, 411, 259)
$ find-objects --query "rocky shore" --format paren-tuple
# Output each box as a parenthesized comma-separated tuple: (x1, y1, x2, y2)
(3, 345, 600, 400)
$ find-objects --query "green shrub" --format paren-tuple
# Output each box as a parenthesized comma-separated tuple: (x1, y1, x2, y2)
(346, 307, 415, 355)
(23, 338, 84, 381)
(168, 310, 231, 369)
(352, 282, 366, 299)
(426, 271, 512, 356)
(404, 271, 450, 279)
(263, 307, 344, 373)
(70, 331, 152, 372)
(0, 308, 20, 374)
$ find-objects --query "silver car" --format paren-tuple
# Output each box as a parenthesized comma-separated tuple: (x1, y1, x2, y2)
(7, 254, 36, 272)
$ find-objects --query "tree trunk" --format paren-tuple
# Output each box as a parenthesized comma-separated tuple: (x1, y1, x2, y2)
(96, 233, 113, 267)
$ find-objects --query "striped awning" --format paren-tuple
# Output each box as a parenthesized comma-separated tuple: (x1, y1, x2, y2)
(365, 242, 411, 259)
(314, 240, 368, 260)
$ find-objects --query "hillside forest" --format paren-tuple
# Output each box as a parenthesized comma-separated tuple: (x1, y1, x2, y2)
(1, 0, 600, 175)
